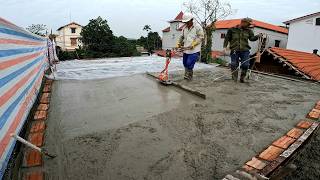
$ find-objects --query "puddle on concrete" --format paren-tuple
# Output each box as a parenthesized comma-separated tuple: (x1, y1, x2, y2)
(49, 74, 202, 139)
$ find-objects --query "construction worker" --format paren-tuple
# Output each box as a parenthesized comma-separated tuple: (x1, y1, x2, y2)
(223, 18, 262, 83)
(177, 13, 204, 80)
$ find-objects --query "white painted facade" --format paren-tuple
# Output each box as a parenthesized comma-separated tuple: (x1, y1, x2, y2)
(285, 13, 320, 53)
(212, 27, 288, 55)
(162, 22, 184, 50)
(56, 22, 82, 51)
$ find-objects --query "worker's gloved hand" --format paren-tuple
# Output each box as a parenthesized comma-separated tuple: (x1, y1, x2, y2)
(191, 40, 199, 49)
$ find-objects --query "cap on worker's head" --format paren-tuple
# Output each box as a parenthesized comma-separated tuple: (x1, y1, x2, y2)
(241, 18, 253, 24)
(182, 12, 194, 23)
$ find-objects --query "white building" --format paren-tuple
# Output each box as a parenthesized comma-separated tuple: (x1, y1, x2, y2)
(56, 22, 82, 51)
(284, 12, 320, 53)
(162, 12, 185, 50)
(162, 12, 288, 57)
(212, 19, 288, 55)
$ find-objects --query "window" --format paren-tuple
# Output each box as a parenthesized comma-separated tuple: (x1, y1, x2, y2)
(71, 28, 76, 33)
(70, 38, 77, 46)
(275, 40, 281, 47)
(221, 33, 226, 39)
(316, 18, 320, 26)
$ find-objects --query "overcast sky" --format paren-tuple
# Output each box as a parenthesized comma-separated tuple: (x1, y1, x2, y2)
(1, 0, 319, 38)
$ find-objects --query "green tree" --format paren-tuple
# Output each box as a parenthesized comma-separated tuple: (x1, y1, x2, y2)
(137, 32, 162, 52)
(80, 16, 114, 53)
(26, 24, 47, 36)
(113, 36, 140, 57)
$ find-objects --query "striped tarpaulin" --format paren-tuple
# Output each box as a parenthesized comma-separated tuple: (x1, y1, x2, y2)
(0, 17, 49, 178)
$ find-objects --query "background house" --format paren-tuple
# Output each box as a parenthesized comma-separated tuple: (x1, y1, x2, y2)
(162, 12, 288, 59)
(162, 12, 185, 50)
(284, 12, 320, 53)
(212, 19, 289, 55)
(56, 22, 82, 51)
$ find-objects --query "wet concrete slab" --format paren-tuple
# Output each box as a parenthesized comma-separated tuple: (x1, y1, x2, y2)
(43, 69, 320, 180)
(48, 74, 201, 139)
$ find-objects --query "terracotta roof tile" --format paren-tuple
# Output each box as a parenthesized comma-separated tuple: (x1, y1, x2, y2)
(214, 19, 288, 34)
(174, 11, 184, 21)
(270, 47, 320, 81)
(162, 27, 170, 32)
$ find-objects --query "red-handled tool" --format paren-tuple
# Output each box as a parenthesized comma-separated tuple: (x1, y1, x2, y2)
(158, 49, 174, 85)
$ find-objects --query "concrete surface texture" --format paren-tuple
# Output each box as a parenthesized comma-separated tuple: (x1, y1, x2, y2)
(54, 56, 215, 80)
(43, 68, 320, 180)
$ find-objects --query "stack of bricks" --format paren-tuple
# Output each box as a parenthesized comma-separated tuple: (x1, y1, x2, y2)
(22, 79, 53, 180)
(223, 100, 320, 180)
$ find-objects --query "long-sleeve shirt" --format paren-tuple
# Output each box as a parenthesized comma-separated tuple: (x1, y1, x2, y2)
(223, 27, 259, 51)
(178, 22, 204, 54)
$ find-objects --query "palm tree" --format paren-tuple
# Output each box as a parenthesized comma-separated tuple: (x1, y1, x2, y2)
(143, 25, 152, 54)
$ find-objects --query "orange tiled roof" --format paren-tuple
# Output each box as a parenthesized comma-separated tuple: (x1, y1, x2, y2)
(269, 47, 320, 81)
(174, 11, 184, 21)
(162, 27, 170, 32)
(214, 19, 288, 34)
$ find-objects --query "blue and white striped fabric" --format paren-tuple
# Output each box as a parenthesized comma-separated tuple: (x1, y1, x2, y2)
(0, 17, 49, 178)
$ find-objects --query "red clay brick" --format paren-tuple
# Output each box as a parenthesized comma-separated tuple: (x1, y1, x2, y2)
(43, 85, 51, 93)
(245, 157, 267, 170)
(287, 128, 304, 139)
(45, 79, 53, 85)
(28, 132, 44, 147)
(307, 109, 320, 120)
(25, 150, 42, 167)
(30, 121, 46, 133)
(40, 93, 50, 104)
(37, 104, 49, 111)
(24, 171, 44, 180)
(272, 136, 296, 149)
(34, 111, 47, 121)
(242, 165, 255, 172)
(259, 145, 284, 161)
(296, 120, 313, 129)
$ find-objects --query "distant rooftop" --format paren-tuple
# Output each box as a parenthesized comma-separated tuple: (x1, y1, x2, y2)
(214, 19, 288, 34)
(57, 22, 82, 31)
(284, 12, 320, 25)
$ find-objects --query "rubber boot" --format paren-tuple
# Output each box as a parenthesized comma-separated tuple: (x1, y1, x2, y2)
(184, 69, 188, 79)
(240, 70, 247, 83)
(185, 69, 192, 80)
(189, 70, 193, 80)
(231, 68, 238, 82)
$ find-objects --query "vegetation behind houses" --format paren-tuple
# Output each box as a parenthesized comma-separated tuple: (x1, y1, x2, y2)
(59, 16, 141, 60)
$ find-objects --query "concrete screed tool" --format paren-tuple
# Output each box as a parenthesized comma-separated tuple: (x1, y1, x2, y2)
(158, 49, 174, 85)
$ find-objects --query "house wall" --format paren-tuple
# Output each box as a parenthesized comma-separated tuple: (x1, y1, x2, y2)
(287, 15, 320, 53)
(56, 24, 82, 51)
(162, 22, 183, 50)
(212, 28, 288, 55)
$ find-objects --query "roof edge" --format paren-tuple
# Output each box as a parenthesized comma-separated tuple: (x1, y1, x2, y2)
(283, 12, 320, 25)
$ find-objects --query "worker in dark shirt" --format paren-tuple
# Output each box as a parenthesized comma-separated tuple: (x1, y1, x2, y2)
(223, 18, 262, 83)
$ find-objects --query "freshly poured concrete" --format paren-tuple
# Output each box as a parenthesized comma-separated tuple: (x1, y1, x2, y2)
(43, 69, 320, 180)
(48, 74, 201, 139)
